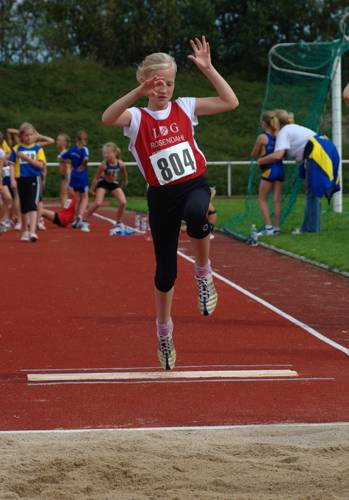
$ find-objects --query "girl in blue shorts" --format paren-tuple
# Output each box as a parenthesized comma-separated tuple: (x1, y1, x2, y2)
(251, 110, 285, 236)
(60, 130, 89, 230)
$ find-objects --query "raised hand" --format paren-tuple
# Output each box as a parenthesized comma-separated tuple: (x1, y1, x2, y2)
(187, 36, 212, 71)
(138, 75, 166, 98)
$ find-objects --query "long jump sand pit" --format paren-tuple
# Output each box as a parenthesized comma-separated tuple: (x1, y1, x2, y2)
(0, 423, 348, 499)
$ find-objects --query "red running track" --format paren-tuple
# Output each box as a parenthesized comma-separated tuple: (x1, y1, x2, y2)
(0, 214, 348, 431)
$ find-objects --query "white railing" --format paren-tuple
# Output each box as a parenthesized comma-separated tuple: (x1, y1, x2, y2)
(47, 159, 349, 197)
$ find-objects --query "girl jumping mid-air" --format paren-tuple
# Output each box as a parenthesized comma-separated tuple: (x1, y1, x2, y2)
(102, 36, 238, 370)
(85, 142, 128, 228)
(251, 110, 285, 236)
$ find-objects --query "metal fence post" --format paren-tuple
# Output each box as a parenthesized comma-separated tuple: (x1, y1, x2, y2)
(227, 162, 232, 196)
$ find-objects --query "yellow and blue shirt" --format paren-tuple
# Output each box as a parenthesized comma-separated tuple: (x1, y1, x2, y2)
(9, 144, 46, 178)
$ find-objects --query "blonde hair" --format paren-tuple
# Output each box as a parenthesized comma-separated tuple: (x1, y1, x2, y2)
(103, 142, 121, 158)
(262, 110, 277, 132)
(272, 109, 295, 130)
(136, 52, 177, 82)
(19, 122, 36, 138)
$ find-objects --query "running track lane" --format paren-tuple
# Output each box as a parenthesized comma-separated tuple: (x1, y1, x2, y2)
(0, 218, 348, 430)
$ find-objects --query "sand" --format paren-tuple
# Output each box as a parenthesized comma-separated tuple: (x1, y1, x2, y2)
(0, 424, 348, 499)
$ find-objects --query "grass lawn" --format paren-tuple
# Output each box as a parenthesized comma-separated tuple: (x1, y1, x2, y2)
(122, 195, 349, 274)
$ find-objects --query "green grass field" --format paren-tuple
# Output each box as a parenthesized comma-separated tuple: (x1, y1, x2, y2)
(122, 195, 349, 274)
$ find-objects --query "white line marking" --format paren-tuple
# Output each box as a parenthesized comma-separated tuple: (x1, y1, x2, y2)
(177, 251, 349, 357)
(27, 369, 298, 383)
(21, 364, 294, 372)
(0, 421, 347, 435)
(28, 376, 332, 387)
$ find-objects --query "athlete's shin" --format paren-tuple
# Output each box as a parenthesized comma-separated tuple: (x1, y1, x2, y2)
(154, 286, 174, 324)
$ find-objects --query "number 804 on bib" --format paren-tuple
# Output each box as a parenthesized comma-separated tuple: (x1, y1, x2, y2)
(150, 141, 197, 186)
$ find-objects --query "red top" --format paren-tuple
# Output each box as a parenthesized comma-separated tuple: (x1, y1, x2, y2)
(126, 99, 206, 187)
(58, 196, 76, 226)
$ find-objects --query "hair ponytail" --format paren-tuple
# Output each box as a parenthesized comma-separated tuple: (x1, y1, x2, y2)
(261, 110, 279, 132)
(274, 109, 294, 126)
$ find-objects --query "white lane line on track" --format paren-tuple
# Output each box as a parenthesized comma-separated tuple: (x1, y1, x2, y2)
(27, 369, 298, 383)
(27, 377, 333, 387)
(21, 364, 294, 372)
(0, 421, 347, 435)
(177, 251, 349, 357)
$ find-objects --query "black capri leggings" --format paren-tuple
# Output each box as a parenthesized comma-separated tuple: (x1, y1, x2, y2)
(147, 176, 212, 293)
(17, 176, 42, 214)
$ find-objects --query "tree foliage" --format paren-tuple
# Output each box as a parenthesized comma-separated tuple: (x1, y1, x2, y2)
(0, 0, 347, 73)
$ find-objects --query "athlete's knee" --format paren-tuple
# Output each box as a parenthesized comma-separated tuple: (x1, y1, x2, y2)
(155, 266, 177, 292)
(183, 205, 210, 238)
(185, 210, 211, 239)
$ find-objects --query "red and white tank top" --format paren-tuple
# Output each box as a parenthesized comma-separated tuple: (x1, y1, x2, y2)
(124, 97, 206, 187)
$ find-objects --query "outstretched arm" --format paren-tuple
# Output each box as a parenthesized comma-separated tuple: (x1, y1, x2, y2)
(101, 76, 167, 127)
(343, 84, 349, 108)
(188, 36, 239, 116)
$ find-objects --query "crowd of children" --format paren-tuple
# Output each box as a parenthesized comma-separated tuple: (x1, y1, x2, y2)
(0, 125, 129, 240)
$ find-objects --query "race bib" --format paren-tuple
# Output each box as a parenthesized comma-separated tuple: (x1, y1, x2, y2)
(150, 141, 197, 185)
(19, 151, 37, 163)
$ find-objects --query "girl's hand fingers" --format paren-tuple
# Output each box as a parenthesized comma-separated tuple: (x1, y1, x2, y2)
(189, 39, 197, 52)
(194, 37, 203, 50)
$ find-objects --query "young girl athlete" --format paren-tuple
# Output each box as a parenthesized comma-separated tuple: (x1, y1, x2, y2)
(102, 36, 239, 370)
(60, 130, 89, 230)
(85, 142, 128, 227)
(251, 111, 285, 236)
(56, 133, 71, 206)
(8, 123, 46, 242)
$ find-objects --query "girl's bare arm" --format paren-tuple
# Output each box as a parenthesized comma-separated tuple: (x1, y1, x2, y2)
(90, 163, 104, 192)
(36, 133, 55, 147)
(101, 76, 166, 127)
(120, 161, 128, 186)
(258, 149, 285, 166)
(189, 36, 239, 116)
(16, 152, 46, 171)
(251, 135, 267, 158)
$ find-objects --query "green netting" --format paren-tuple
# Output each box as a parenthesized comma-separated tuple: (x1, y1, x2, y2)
(224, 38, 349, 241)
